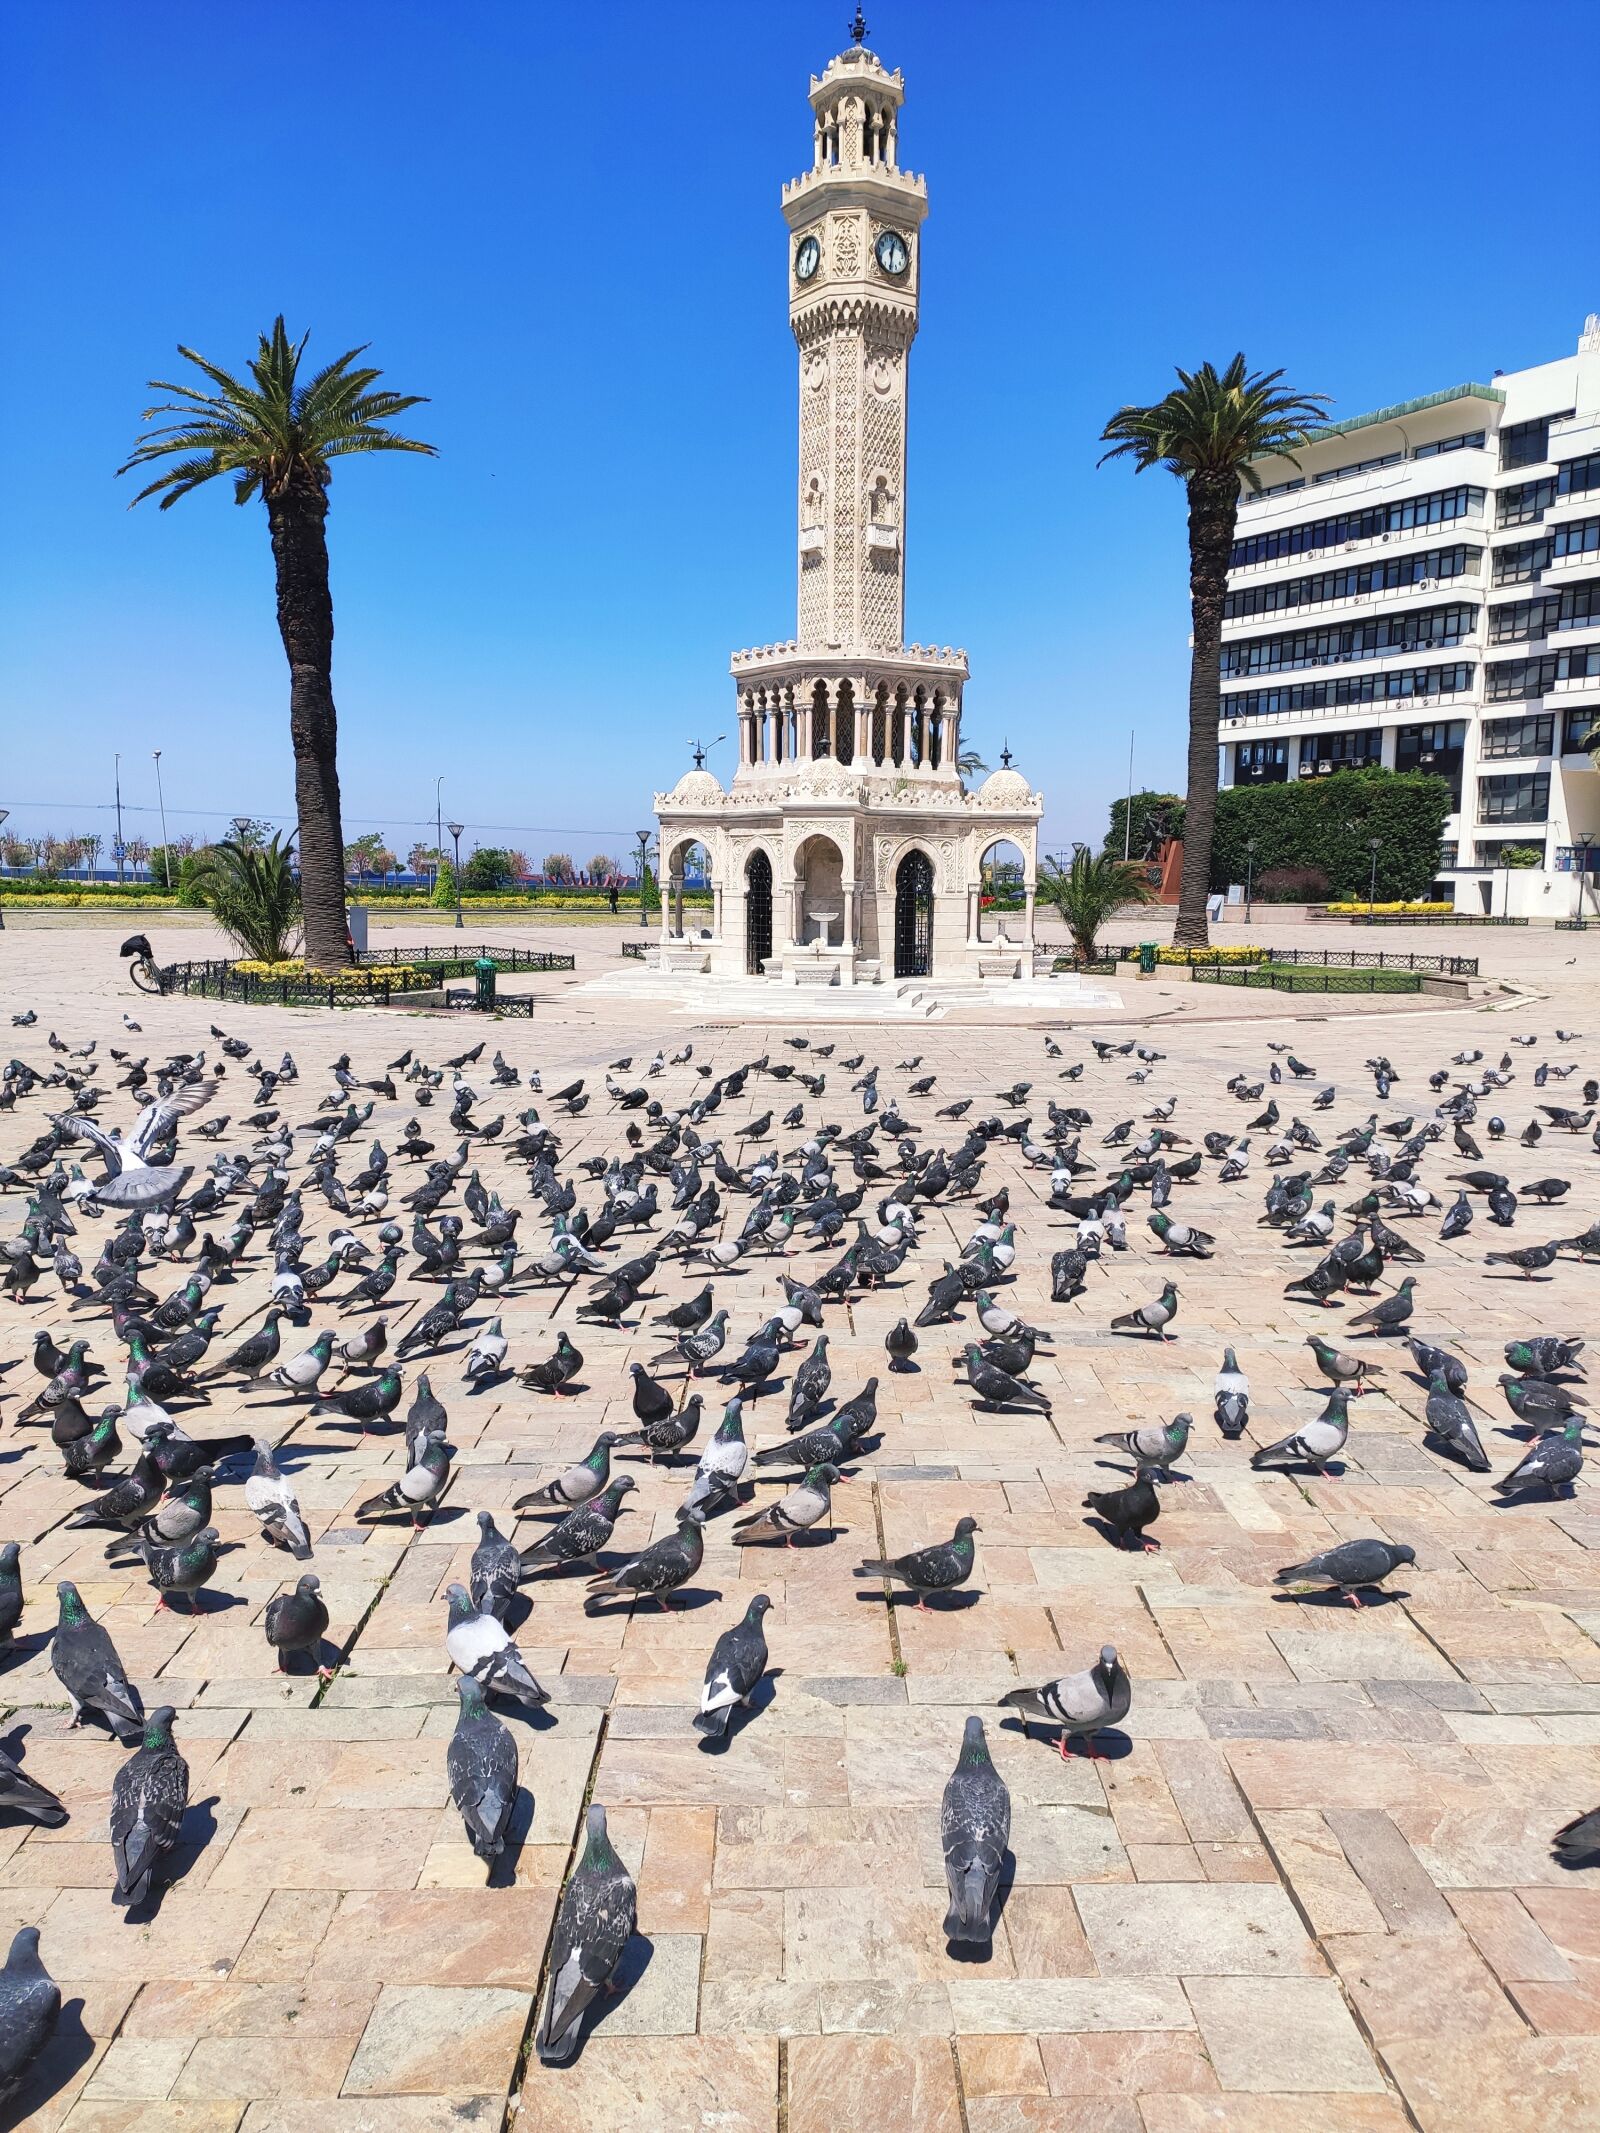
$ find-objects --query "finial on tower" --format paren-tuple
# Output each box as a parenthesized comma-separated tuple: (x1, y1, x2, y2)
(689, 735, 725, 769)
(848, 6, 869, 45)
(1000, 741, 1014, 769)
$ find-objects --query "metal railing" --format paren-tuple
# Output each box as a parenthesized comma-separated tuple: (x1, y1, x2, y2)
(150, 945, 574, 1009)
(1191, 963, 1423, 994)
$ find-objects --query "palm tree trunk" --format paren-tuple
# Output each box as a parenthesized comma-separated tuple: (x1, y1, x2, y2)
(1173, 472, 1240, 948)
(266, 471, 352, 971)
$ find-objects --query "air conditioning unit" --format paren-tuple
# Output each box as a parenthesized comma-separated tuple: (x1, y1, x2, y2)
(1419, 577, 1439, 591)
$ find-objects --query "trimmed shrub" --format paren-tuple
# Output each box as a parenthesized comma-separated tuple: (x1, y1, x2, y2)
(1209, 769, 1452, 902)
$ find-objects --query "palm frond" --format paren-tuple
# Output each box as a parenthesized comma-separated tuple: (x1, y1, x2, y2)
(1036, 847, 1155, 965)
(192, 835, 302, 960)
(1098, 355, 1329, 485)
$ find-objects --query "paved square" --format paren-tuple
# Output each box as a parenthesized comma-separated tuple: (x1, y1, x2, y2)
(1, 914, 1597, 2131)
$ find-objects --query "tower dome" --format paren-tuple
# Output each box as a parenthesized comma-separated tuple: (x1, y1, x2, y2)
(669, 767, 723, 804)
(977, 765, 1031, 804)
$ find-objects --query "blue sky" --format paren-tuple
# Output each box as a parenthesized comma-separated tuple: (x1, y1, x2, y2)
(3, 0, 1597, 863)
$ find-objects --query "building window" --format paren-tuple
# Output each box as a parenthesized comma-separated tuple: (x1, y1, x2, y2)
(1554, 515, 1600, 562)
(1313, 450, 1404, 485)
(1477, 836, 1548, 866)
(1499, 415, 1567, 471)
(1480, 714, 1554, 759)
(1222, 602, 1477, 678)
(1220, 663, 1473, 722)
(1396, 720, 1466, 806)
(1490, 594, 1560, 645)
(1487, 646, 1600, 700)
(1438, 841, 1459, 869)
(1478, 772, 1550, 824)
(1234, 740, 1288, 783)
(1493, 538, 1550, 587)
(1222, 545, 1478, 621)
(1297, 729, 1383, 776)
(1229, 485, 1483, 569)
(1415, 430, 1487, 460)
(1566, 707, 1600, 755)
(1498, 476, 1557, 527)
(1558, 452, 1600, 499)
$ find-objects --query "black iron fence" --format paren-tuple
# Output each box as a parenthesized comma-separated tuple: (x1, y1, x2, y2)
(1191, 963, 1423, 995)
(620, 941, 649, 960)
(1321, 911, 1527, 928)
(152, 945, 574, 1009)
(356, 944, 574, 974)
(1052, 943, 1476, 976)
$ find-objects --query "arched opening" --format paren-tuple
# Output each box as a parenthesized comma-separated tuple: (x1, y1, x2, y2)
(977, 839, 1027, 940)
(795, 834, 846, 948)
(665, 838, 711, 940)
(836, 680, 855, 766)
(871, 684, 888, 765)
(811, 681, 831, 760)
(745, 849, 773, 974)
(894, 848, 934, 978)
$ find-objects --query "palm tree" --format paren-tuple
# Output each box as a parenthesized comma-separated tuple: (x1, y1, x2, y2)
(1036, 846, 1155, 968)
(1100, 356, 1328, 946)
(192, 834, 302, 962)
(118, 319, 435, 970)
(957, 746, 989, 789)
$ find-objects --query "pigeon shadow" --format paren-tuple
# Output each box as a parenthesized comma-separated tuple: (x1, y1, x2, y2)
(857, 1587, 982, 1613)
(162, 1793, 223, 1895)
(696, 1668, 782, 1754)
(1270, 1586, 1410, 1610)
(0, 1995, 95, 2133)
(0, 1630, 54, 1675)
(584, 1585, 721, 1620)
(1080, 1516, 1162, 1552)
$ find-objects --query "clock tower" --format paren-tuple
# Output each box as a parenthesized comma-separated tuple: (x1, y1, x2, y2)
(783, 24, 926, 652)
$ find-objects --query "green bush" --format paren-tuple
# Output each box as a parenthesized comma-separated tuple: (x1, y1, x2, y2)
(431, 861, 458, 910)
(1104, 791, 1184, 860)
(1500, 845, 1544, 870)
(463, 846, 514, 892)
(1208, 769, 1452, 902)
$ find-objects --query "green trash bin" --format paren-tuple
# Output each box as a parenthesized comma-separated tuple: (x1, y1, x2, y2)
(474, 956, 496, 1009)
(1138, 941, 1159, 975)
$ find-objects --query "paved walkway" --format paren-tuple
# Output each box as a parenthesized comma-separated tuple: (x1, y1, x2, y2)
(0, 918, 1596, 2131)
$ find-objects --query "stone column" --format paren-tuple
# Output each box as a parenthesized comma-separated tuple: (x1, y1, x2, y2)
(1022, 882, 1036, 954)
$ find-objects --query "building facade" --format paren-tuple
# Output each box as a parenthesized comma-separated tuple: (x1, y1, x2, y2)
(1219, 321, 1600, 917)
(652, 23, 1042, 987)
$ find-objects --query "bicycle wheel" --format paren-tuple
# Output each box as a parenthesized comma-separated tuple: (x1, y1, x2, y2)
(129, 958, 164, 995)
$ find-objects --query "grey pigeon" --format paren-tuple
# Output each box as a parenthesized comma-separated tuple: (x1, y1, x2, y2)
(0, 1545, 20, 1647)
(693, 1593, 773, 1740)
(516, 1432, 622, 1512)
(0, 1926, 60, 2105)
(732, 1463, 839, 1546)
(1001, 1644, 1132, 1758)
(961, 1344, 1051, 1413)
(1215, 1349, 1249, 1439)
(110, 1704, 189, 1906)
(940, 1715, 1011, 1942)
(1110, 1281, 1178, 1341)
(244, 1439, 312, 1557)
(855, 1516, 979, 1610)
(1553, 1806, 1600, 1867)
(1305, 1335, 1381, 1394)
(1496, 1419, 1584, 1500)
(1423, 1371, 1490, 1471)
(1406, 1337, 1468, 1394)
(613, 1391, 703, 1463)
(139, 1526, 220, 1613)
(469, 1510, 521, 1621)
(1347, 1276, 1417, 1335)
(534, 1803, 637, 2065)
(518, 1478, 637, 1573)
(356, 1435, 452, 1526)
(585, 1513, 706, 1613)
(1275, 1539, 1415, 1608)
(1251, 1392, 1350, 1476)
(0, 1744, 67, 1827)
(444, 1583, 549, 1707)
(448, 1674, 519, 1864)
(1095, 1414, 1190, 1477)
(263, 1573, 330, 1676)
(51, 1581, 144, 1742)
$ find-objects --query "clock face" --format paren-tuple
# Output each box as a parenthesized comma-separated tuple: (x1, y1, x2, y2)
(795, 235, 821, 284)
(875, 229, 909, 277)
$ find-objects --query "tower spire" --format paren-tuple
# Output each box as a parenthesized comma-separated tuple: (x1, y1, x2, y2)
(849, 7, 868, 45)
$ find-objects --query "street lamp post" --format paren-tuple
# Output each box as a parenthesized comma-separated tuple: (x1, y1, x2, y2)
(434, 778, 444, 896)
(1244, 838, 1258, 925)
(0, 807, 8, 931)
(114, 754, 125, 882)
(153, 750, 172, 887)
(1367, 836, 1382, 919)
(636, 828, 656, 930)
(447, 823, 464, 930)
(1575, 833, 1594, 928)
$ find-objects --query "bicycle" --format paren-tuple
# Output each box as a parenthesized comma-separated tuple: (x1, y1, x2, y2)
(121, 933, 172, 995)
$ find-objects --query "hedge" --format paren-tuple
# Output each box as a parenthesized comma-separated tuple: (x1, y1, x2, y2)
(0, 891, 180, 909)
(1208, 769, 1453, 903)
(1324, 900, 1454, 916)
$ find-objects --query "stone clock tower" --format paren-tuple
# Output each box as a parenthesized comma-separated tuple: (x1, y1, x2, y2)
(783, 31, 926, 652)
(647, 16, 1047, 997)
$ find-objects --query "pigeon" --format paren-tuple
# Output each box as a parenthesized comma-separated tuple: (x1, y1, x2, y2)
(0, 1927, 60, 2106)
(613, 1393, 704, 1464)
(1500, 1374, 1584, 1428)
(1306, 1335, 1381, 1394)
(732, 1463, 840, 1546)
(518, 1477, 637, 1572)
(1110, 1281, 1178, 1341)
(0, 1545, 20, 1648)
(1486, 1240, 1562, 1279)
(1407, 1337, 1468, 1395)
(1496, 1419, 1584, 1500)
(585, 1513, 706, 1612)
(693, 1593, 774, 1740)
(356, 1435, 452, 1526)
(50, 1581, 144, 1741)
(448, 1674, 520, 1864)
(0, 1742, 67, 1827)
(517, 1432, 623, 1512)
(681, 1400, 749, 1517)
(1275, 1539, 1416, 1608)
(940, 1715, 1011, 1943)
(651, 1283, 714, 1333)
(1552, 1807, 1600, 1867)
(855, 1517, 979, 1610)
(1214, 1348, 1249, 1439)
(444, 1583, 550, 1707)
(263, 1573, 331, 1676)
(1001, 1644, 1132, 1758)
(1095, 1414, 1190, 1477)
(48, 1080, 214, 1209)
(1347, 1277, 1417, 1336)
(138, 1526, 221, 1613)
(1083, 1469, 1161, 1550)
(534, 1804, 637, 2065)
(1423, 1371, 1491, 1471)
(109, 1704, 189, 1906)
(270, 1329, 335, 1396)
(469, 1511, 522, 1620)
(244, 1440, 312, 1556)
(520, 1331, 584, 1395)
(1252, 1391, 1351, 1476)
(885, 1318, 919, 1371)
(1504, 1335, 1584, 1377)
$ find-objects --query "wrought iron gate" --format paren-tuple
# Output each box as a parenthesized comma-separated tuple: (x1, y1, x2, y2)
(745, 850, 773, 974)
(893, 849, 933, 978)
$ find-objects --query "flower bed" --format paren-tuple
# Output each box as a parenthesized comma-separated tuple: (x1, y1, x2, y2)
(1322, 900, 1455, 916)
(0, 890, 181, 909)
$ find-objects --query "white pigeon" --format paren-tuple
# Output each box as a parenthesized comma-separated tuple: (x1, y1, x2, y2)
(464, 1317, 509, 1383)
(1000, 1644, 1132, 1760)
(444, 1585, 549, 1707)
(245, 1440, 312, 1558)
(48, 1079, 215, 1210)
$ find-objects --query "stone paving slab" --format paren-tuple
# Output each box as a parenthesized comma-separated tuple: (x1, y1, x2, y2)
(0, 915, 1597, 2130)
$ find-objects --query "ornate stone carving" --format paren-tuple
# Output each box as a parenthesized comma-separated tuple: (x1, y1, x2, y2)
(831, 213, 862, 276)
